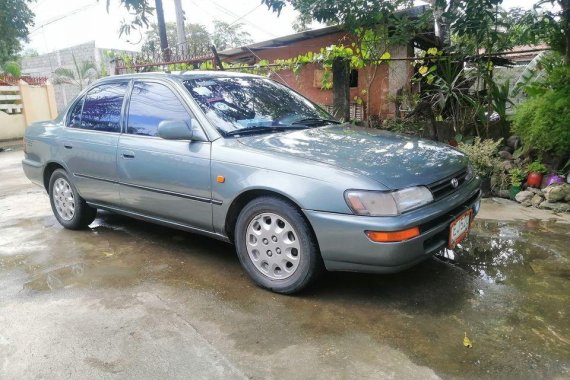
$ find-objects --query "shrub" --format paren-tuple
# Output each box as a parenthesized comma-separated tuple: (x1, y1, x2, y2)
(2, 61, 21, 77)
(458, 137, 503, 177)
(512, 64, 570, 156)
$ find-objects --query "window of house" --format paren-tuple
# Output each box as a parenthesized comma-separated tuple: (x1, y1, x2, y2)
(127, 81, 193, 137)
(349, 69, 359, 88)
(78, 82, 128, 133)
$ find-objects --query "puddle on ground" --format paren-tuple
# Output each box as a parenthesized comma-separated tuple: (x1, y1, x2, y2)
(1, 211, 569, 378)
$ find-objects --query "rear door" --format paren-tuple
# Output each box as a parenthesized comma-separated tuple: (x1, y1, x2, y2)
(117, 80, 213, 231)
(60, 81, 129, 205)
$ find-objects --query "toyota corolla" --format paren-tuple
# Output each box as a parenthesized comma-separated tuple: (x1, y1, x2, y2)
(22, 72, 481, 294)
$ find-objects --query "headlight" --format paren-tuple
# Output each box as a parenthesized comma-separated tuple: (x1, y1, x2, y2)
(345, 187, 434, 216)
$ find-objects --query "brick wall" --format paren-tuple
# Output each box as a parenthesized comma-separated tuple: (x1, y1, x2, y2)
(230, 32, 411, 119)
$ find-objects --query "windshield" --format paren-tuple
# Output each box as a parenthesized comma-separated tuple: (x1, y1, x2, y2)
(182, 76, 337, 135)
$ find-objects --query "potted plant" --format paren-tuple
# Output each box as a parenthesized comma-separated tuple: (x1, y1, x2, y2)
(526, 161, 547, 188)
(509, 168, 525, 199)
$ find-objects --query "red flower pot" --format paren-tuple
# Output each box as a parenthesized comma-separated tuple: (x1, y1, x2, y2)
(527, 172, 543, 188)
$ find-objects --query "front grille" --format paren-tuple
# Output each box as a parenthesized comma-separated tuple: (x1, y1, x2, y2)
(427, 168, 468, 200)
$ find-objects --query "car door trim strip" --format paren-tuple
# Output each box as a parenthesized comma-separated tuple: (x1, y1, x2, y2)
(74, 173, 223, 205)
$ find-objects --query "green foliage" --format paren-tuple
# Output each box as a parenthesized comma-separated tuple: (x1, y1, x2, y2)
(446, 0, 521, 55)
(2, 61, 21, 77)
(458, 137, 503, 177)
(489, 79, 512, 120)
(513, 94, 570, 156)
(0, 0, 34, 65)
(526, 161, 548, 174)
(262, 0, 425, 32)
(509, 0, 568, 60)
(416, 54, 478, 134)
(513, 62, 570, 156)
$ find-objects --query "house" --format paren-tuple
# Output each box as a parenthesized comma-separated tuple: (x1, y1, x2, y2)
(217, 9, 434, 120)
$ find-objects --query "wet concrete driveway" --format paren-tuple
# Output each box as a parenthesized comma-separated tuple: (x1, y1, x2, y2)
(1, 150, 569, 379)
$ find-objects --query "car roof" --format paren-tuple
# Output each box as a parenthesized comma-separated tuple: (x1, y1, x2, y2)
(95, 70, 261, 84)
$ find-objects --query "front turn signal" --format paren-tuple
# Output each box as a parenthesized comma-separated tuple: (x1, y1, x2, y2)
(365, 227, 420, 243)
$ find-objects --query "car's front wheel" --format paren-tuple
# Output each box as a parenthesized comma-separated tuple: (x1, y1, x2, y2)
(235, 196, 323, 294)
(49, 169, 97, 230)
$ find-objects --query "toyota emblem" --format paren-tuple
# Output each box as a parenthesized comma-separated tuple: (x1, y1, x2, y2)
(451, 178, 459, 188)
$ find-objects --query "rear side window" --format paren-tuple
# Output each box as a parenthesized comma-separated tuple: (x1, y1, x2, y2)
(127, 81, 192, 137)
(77, 82, 128, 133)
(68, 97, 83, 127)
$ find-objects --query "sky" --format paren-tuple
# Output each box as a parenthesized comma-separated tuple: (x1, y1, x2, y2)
(25, 0, 543, 54)
(26, 0, 303, 53)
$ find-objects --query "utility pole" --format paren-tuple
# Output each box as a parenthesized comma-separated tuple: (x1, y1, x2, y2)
(174, 0, 187, 55)
(155, 0, 170, 61)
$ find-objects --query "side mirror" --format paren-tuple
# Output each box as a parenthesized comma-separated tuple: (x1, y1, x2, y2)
(158, 119, 193, 140)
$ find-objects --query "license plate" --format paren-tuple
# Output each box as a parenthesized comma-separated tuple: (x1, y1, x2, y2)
(448, 210, 472, 248)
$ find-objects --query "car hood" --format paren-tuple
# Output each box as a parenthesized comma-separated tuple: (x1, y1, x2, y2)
(237, 125, 468, 189)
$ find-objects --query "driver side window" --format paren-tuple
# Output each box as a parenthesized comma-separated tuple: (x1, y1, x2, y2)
(127, 81, 193, 137)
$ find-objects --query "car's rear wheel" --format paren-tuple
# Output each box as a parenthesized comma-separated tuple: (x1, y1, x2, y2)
(49, 169, 96, 229)
(235, 196, 323, 294)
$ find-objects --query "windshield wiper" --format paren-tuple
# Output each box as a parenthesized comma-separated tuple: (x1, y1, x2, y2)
(225, 125, 308, 137)
(291, 117, 341, 126)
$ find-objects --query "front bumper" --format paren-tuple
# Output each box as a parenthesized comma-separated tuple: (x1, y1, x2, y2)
(304, 178, 481, 274)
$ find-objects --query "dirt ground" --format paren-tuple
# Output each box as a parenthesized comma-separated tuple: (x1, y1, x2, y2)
(1, 149, 569, 379)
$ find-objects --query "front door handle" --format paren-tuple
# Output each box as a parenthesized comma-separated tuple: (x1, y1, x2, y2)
(121, 150, 135, 159)
(63, 143, 73, 149)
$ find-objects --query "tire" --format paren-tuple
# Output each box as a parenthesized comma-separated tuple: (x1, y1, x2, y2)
(235, 196, 323, 294)
(48, 169, 97, 230)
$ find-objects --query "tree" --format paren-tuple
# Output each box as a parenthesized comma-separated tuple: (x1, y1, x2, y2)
(186, 24, 212, 56)
(52, 54, 99, 90)
(212, 21, 253, 51)
(262, 0, 417, 30)
(140, 22, 175, 55)
(513, 0, 570, 63)
(0, 0, 34, 65)
(141, 22, 211, 57)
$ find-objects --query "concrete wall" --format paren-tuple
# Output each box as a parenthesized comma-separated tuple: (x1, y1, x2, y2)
(21, 42, 132, 114)
(21, 41, 97, 113)
(0, 82, 57, 141)
(0, 112, 26, 141)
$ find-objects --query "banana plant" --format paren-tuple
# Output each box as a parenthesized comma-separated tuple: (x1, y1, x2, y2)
(52, 53, 99, 90)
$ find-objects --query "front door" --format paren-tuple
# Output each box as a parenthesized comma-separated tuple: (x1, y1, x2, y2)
(117, 80, 213, 231)
(61, 81, 129, 205)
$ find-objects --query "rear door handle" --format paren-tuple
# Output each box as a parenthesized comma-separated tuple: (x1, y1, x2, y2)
(121, 150, 135, 159)
(63, 143, 73, 149)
